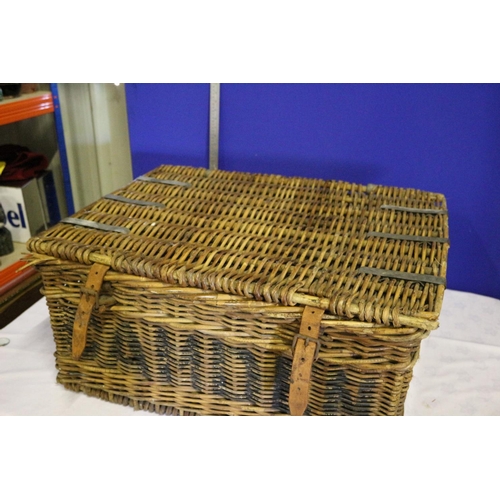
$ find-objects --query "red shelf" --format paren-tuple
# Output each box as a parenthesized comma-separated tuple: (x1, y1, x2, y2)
(0, 91, 54, 126)
(0, 259, 37, 296)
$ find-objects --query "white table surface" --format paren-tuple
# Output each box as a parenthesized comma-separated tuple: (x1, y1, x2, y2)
(1, 289, 499, 416)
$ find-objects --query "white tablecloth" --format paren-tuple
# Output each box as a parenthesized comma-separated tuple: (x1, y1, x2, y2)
(1, 289, 499, 415)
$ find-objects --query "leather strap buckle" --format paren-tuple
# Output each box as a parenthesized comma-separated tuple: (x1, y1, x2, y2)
(289, 306, 325, 416)
(291, 333, 321, 361)
(72, 263, 110, 360)
(80, 285, 100, 309)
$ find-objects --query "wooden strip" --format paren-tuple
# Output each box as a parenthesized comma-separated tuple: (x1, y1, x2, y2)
(209, 83, 220, 171)
(29, 250, 442, 330)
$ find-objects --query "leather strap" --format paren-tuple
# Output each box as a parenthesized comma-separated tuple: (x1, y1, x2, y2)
(72, 263, 110, 360)
(289, 306, 325, 416)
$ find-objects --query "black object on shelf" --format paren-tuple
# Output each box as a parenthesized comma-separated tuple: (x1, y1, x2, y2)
(0, 84, 22, 99)
(0, 144, 49, 181)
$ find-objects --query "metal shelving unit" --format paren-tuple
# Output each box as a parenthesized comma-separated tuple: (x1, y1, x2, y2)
(0, 91, 55, 126)
(0, 85, 72, 326)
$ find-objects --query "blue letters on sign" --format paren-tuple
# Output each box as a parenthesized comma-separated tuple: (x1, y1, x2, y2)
(7, 203, 27, 228)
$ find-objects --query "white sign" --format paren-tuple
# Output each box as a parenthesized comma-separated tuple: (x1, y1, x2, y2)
(0, 179, 45, 243)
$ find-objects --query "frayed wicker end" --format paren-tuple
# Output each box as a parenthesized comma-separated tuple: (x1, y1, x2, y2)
(58, 379, 198, 416)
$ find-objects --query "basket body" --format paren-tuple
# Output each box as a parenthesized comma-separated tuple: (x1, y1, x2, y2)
(27, 165, 449, 416)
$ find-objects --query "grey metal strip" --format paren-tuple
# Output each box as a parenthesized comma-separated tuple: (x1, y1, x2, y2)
(367, 231, 449, 243)
(104, 194, 165, 208)
(137, 175, 191, 188)
(61, 217, 130, 234)
(380, 204, 447, 215)
(209, 83, 220, 171)
(358, 267, 446, 286)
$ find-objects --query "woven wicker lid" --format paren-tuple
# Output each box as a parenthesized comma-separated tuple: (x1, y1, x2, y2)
(27, 165, 449, 330)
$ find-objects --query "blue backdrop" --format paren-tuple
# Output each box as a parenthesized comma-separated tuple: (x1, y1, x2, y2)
(125, 83, 500, 299)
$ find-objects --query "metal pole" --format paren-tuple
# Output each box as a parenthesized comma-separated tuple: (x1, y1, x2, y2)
(50, 83, 75, 214)
(209, 83, 220, 170)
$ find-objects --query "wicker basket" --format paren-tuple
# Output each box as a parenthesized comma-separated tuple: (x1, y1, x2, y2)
(26, 165, 449, 415)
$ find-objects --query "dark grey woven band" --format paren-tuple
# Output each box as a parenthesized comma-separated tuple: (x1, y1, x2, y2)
(136, 175, 191, 188)
(104, 194, 165, 208)
(358, 267, 446, 286)
(380, 204, 448, 215)
(367, 232, 449, 243)
(61, 218, 130, 234)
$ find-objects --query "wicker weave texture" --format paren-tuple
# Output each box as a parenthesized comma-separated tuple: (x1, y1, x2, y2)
(29, 165, 449, 327)
(36, 260, 420, 415)
(27, 165, 449, 415)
